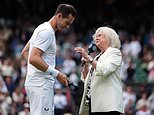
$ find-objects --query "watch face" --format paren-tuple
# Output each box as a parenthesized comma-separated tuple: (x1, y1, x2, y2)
(89, 57, 93, 63)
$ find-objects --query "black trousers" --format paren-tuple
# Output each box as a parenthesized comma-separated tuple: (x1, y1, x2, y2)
(91, 111, 121, 115)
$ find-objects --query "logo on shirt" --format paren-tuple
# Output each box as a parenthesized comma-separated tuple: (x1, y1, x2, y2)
(50, 72, 53, 75)
(44, 108, 49, 111)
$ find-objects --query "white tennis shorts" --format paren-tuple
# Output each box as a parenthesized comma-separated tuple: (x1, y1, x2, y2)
(25, 82, 54, 115)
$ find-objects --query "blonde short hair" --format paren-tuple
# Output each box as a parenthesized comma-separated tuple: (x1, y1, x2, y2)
(94, 27, 121, 49)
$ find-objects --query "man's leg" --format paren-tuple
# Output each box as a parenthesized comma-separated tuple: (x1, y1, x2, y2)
(25, 85, 54, 115)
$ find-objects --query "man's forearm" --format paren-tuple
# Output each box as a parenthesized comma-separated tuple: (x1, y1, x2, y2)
(29, 54, 48, 72)
(22, 52, 29, 60)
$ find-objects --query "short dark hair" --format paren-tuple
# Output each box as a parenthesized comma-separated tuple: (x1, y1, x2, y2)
(55, 4, 77, 18)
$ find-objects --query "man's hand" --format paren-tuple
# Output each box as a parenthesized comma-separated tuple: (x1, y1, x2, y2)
(56, 72, 69, 86)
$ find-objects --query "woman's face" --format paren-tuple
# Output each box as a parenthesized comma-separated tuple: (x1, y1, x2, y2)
(94, 30, 110, 51)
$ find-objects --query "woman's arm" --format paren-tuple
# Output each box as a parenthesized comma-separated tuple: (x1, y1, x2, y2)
(81, 63, 90, 80)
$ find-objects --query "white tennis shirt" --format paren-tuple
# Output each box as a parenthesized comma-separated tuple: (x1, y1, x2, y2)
(25, 22, 56, 86)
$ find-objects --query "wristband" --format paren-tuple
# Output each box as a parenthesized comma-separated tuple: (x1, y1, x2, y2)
(46, 66, 59, 78)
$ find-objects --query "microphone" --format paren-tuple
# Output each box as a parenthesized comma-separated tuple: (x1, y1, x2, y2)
(81, 42, 98, 66)
(87, 42, 98, 54)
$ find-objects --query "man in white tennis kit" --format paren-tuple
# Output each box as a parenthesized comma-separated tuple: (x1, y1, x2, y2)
(21, 4, 76, 115)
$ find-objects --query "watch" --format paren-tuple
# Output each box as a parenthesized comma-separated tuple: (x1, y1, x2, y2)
(89, 57, 94, 64)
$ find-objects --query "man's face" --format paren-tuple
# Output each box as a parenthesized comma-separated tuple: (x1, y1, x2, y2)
(57, 14, 75, 31)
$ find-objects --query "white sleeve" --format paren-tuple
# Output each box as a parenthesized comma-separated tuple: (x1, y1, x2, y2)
(33, 29, 53, 52)
(95, 49, 122, 77)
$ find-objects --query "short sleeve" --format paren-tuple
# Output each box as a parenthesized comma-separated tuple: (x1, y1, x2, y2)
(33, 29, 53, 52)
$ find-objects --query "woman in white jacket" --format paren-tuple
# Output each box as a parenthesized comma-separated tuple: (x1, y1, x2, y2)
(75, 27, 124, 115)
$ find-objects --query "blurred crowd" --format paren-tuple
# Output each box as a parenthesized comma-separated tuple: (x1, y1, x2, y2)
(0, 0, 154, 115)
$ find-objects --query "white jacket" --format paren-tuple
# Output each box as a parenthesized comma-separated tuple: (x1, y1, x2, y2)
(79, 47, 124, 115)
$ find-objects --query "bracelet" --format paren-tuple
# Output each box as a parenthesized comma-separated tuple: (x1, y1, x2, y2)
(46, 66, 59, 78)
(89, 56, 94, 64)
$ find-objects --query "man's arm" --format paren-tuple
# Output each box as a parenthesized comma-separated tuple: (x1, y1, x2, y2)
(29, 47, 48, 72)
(21, 41, 30, 60)
(29, 47, 69, 86)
